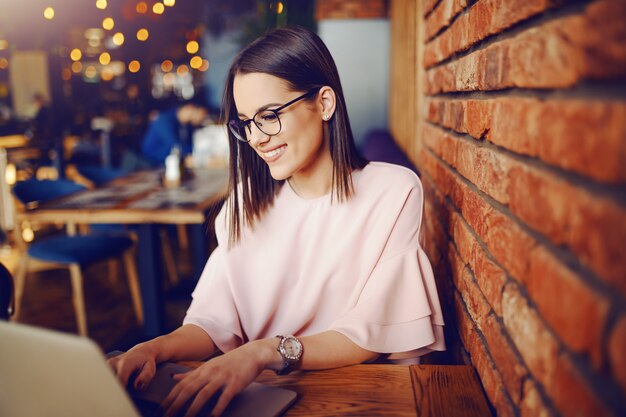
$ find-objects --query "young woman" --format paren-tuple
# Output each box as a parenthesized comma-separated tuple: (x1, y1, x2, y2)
(109, 26, 445, 417)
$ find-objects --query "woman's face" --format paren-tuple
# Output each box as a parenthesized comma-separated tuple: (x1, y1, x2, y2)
(232, 72, 331, 184)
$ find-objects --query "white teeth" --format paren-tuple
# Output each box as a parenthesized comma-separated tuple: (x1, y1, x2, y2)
(264, 146, 286, 158)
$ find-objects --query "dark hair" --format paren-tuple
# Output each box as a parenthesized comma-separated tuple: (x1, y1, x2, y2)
(222, 26, 367, 244)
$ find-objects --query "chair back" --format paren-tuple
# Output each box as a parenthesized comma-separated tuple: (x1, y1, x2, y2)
(12, 179, 86, 206)
(0, 262, 14, 320)
(77, 166, 126, 186)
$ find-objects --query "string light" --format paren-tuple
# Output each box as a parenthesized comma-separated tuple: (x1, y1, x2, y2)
(43, 7, 55, 20)
(102, 17, 114, 30)
(70, 49, 82, 61)
(136, 28, 149, 41)
(186, 40, 199, 54)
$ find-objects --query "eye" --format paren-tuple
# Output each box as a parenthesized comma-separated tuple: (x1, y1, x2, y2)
(257, 111, 278, 123)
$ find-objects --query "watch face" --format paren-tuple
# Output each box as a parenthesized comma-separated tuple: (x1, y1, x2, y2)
(280, 336, 302, 360)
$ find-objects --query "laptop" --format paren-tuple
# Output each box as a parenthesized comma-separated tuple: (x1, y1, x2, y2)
(0, 321, 297, 417)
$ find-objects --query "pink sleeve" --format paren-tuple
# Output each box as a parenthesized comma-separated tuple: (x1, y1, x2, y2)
(329, 183, 445, 355)
(183, 206, 243, 353)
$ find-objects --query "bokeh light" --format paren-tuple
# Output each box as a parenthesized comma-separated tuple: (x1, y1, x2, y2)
(71, 62, 83, 73)
(186, 40, 199, 54)
(176, 65, 189, 76)
(70, 49, 82, 61)
(0, 58, 8, 70)
(136, 1, 148, 13)
(128, 60, 141, 73)
(153, 3, 164, 14)
(136, 28, 149, 41)
(96, 0, 107, 10)
(164, 0, 176, 6)
(99, 52, 111, 65)
(112, 32, 125, 46)
(199, 59, 210, 72)
(189, 56, 202, 69)
(44, 7, 55, 20)
(85, 65, 97, 78)
(102, 17, 114, 30)
(0, 40, 8, 50)
(277, 2, 284, 14)
(161, 60, 173, 72)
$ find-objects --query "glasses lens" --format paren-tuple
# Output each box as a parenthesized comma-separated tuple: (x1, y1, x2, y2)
(254, 110, 281, 136)
(228, 120, 248, 142)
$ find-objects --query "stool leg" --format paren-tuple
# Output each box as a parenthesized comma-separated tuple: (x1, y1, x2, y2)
(68, 264, 88, 336)
(107, 259, 119, 286)
(12, 256, 29, 321)
(122, 251, 144, 325)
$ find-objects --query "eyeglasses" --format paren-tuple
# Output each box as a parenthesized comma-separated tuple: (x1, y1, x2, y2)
(228, 88, 319, 143)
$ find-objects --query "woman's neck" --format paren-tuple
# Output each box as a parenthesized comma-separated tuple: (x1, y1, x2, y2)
(288, 150, 334, 199)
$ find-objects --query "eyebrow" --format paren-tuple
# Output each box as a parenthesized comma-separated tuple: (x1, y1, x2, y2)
(237, 102, 283, 119)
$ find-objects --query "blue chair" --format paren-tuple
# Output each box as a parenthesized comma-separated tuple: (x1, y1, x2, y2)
(11, 179, 143, 336)
(76, 165, 126, 186)
(77, 167, 181, 286)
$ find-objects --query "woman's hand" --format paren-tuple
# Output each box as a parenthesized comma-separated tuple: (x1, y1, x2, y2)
(162, 340, 277, 417)
(107, 344, 158, 392)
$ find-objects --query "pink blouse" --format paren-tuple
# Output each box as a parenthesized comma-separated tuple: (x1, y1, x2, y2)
(184, 162, 445, 359)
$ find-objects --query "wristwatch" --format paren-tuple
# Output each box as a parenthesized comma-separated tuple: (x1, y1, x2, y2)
(275, 335, 303, 375)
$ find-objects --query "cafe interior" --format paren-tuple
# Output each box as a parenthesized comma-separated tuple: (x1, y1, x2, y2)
(1, 0, 625, 416)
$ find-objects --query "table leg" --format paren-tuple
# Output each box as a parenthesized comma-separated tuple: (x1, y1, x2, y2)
(137, 224, 165, 338)
(189, 224, 209, 281)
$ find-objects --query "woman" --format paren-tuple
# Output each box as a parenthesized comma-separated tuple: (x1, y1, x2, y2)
(109, 26, 445, 417)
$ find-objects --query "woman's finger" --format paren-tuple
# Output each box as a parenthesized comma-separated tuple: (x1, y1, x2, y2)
(134, 360, 156, 391)
(182, 381, 223, 417)
(162, 374, 204, 417)
(207, 386, 237, 417)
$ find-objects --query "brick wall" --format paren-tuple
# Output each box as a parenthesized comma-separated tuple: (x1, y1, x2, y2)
(413, 0, 626, 416)
(316, 0, 387, 20)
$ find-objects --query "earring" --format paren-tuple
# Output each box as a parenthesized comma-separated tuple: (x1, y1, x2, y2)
(323, 114, 329, 121)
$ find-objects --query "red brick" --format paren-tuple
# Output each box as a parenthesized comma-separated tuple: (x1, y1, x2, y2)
(450, 247, 492, 331)
(423, 0, 439, 16)
(425, 98, 626, 183)
(509, 164, 626, 297)
(520, 379, 557, 417)
(450, 211, 506, 316)
(419, 147, 537, 281)
(424, 0, 467, 41)
(502, 283, 559, 388)
(425, 0, 556, 68)
(527, 246, 610, 369)
(425, 2, 626, 93)
(483, 314, 527, 403)
(550, 354, 612, 417)
(608, 315, 626, 395)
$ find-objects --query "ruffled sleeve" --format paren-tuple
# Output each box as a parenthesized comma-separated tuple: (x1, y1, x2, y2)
(329, 181, 445, 357)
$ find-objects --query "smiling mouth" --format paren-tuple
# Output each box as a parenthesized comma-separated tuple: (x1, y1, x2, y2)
(263, 145, 287, 160)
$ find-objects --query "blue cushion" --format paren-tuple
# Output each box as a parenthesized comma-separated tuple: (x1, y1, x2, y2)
(77, 166, 126, 186)
(13, 179, 86, 205)
(359, 129, 419, 175)
(28, 235, 133, 265)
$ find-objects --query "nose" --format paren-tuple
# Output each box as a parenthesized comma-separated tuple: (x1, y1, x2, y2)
(248, 122, 270, 146)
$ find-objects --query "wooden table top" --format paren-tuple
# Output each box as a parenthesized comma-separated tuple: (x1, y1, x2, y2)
(179, 363, 492, 417)
(17, 167, 229, 225)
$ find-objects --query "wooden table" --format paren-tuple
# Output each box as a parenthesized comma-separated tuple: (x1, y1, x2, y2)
(181, 363, 492, 417)
(16, 168, 229, 338)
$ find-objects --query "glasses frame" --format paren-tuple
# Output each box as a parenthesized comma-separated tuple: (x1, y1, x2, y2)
(229, 87, 320, 143)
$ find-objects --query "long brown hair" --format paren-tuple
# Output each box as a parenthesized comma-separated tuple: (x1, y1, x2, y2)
(222, 26, 367, 245)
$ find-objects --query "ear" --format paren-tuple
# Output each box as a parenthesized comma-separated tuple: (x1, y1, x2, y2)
(317, 86, 336, 121)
